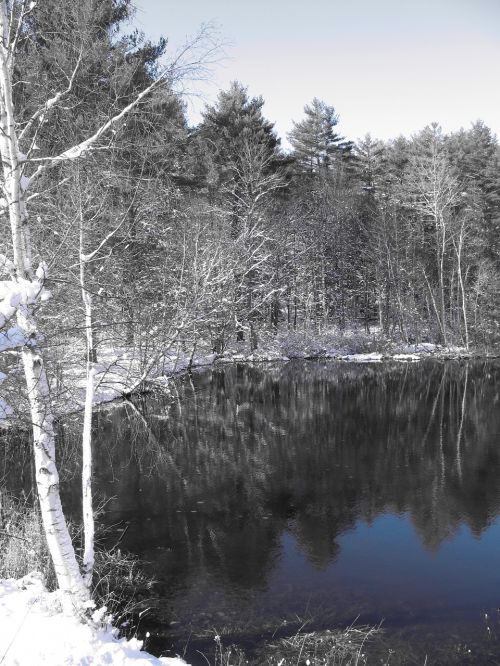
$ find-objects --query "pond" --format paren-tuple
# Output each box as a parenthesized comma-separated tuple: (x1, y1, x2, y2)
(8, 359, 500, 663)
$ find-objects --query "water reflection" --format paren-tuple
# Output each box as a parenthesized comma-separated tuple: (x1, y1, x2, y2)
(85, 362, 500, 547)
(8, 360, 500, 654)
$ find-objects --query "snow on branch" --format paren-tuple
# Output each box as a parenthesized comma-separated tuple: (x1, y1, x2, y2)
(22, 23, 222, 188)
(27, 77, 163, 185)
(0, 253, 14, 274)
(0, 324, 26, 351)
(0, 266, 51, 329)
(18, 50, 83, 145)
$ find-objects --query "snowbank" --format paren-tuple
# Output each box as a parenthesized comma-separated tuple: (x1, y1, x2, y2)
(341, 352, 383, 362)
(81, 343, 469, 408)
(0, 573, 187, 666)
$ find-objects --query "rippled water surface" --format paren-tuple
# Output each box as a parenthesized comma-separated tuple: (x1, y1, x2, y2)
(12, 359, 500, 663)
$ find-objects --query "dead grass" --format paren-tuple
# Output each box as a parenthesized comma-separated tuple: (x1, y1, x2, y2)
(0, 490, 155, 626)
(259, 626, 382, 666)
(0, 490, 55, 587)
(198, 625, 385, 666)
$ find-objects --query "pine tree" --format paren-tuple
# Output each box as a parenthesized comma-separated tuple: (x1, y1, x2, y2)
(288, 98, 352, 175)
(446, 121, 500, 256)
(353, 134, 387, 193)
(196, 81, 282, 200)
(195, 82, 285, 343)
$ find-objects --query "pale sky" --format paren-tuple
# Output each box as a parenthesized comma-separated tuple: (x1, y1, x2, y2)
(131, 0, 500, 146)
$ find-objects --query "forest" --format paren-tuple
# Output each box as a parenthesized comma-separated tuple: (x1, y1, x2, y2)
(1, 0, 499, 373)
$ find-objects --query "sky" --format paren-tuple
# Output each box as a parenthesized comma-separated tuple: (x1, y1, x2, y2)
(131, 0, 500, 146)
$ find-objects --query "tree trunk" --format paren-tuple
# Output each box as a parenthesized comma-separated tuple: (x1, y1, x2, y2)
(80, 227, 95, 589)
(0, 1, 88, 609)
(20, 336, 89, 609)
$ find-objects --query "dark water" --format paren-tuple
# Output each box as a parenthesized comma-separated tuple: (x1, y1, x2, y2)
(7, 359, 500, 663)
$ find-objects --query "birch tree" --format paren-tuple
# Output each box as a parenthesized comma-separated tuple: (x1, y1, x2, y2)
(74, 166, 134, 588)
(0, 0, 217, 611)
(0, 0, 91, 609)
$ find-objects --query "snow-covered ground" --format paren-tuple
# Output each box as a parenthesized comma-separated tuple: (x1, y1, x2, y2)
(213, 340, 468, 365)
(0, 573, 187, 666)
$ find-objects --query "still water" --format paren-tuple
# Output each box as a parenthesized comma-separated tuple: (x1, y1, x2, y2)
(58, 361, 500, 660)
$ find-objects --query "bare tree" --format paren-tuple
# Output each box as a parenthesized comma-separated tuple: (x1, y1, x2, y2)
(0, 0, 218, 611)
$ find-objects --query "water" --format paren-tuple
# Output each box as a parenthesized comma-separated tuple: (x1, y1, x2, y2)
(7, 359, 500, 662)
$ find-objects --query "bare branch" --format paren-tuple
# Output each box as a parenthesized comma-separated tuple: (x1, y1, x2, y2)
(27, 76, 163, 185)
(9, 0, 36, 73)
(19, 50, 83, 146)
(80, 189, 140, 263)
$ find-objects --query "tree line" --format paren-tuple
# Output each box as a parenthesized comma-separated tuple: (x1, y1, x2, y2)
(1, 0, 497, 369)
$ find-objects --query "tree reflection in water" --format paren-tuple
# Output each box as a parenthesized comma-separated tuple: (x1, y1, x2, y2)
(4, 360, 500, 654)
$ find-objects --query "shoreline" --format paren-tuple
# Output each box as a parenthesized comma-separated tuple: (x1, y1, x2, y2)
(2, 341, 498, 427)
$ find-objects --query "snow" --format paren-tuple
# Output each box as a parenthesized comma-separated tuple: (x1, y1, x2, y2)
(0, 254, 14, 274)
(341, 353, 383, 362)
(0, 277, 51, 328)
(0, 326, 26, 352)
(19, 175, 30, 192)
(50, 349, 220, 416)
(35, 262, 48, 281)
(0, 573, 189, 666)
(392, 353, 421, 362)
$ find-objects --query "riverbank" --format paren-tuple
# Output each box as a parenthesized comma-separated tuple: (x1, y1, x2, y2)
(0, 573, 188, 666)
(1, 571, 388, 665)
(57, 333, 494, 413)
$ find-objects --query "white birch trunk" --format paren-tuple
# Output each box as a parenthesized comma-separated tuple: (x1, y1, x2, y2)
(81, 358, 95, 589)
(0, 0, 88, 610)
(79, 214, 95, 589)
(19, 330, 89, 608)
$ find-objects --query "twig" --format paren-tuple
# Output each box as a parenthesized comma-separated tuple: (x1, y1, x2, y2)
(0, 530, 28, 541)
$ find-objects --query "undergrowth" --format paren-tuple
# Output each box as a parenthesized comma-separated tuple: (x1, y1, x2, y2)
(0, 490, 55, 586)
(261, 626, 381, 665)
(0, 490, 154, 622)
(276, 329, 394, 358)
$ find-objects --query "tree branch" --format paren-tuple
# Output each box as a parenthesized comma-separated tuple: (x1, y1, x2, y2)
(27, 76, 163, 186)
(19, 50, 82, 145)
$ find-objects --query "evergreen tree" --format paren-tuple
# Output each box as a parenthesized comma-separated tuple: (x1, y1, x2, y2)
(353, 134, 387, 193)
(194, 82, 286, 344)
(445, 122, 500, 340)
(288, 98, 352, 175)
(196, 81, 282, 202)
